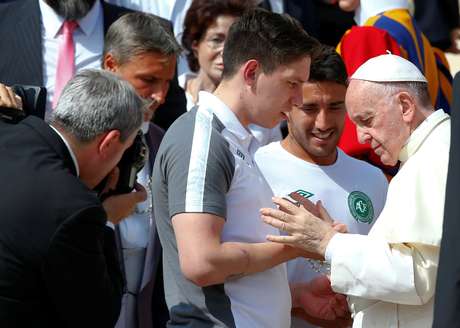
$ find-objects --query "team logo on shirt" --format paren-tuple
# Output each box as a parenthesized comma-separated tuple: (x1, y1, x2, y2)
(291, 189, 314, 199)
(348, 191, 374, 224)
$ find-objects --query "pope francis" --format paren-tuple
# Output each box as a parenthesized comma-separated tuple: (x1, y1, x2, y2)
(261, 54, 450, 328)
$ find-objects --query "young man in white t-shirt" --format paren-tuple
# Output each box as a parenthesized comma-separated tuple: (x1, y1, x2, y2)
(255, 46, 389, 328)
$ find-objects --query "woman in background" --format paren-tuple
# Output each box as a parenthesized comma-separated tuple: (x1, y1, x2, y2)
(181, 0, 282, 145)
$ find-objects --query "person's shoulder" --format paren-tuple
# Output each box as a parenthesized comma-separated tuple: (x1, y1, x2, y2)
(339, 149, 387, 179)
(163, 107, 226, 142)
(41, 161, 101, 209)
(255, 141, 282, 159)
(157, 108, 230, 164)
(0, 0, 34, 29)
(148, 122, 165, 139)
(161, 108, 196, 140)
(0, 0, 27, 12)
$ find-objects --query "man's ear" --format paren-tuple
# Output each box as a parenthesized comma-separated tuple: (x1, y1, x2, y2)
(103, 53, 119, 72)
(242, 59, 259, 86)
(98, 130, 121, 158)
(398, 91, 416, 123)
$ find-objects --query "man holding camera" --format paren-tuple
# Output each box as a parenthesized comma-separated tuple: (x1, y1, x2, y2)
(0, 69, 147, 327)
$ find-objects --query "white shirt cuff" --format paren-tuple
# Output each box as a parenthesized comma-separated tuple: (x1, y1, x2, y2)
(325, 233, 355, 263)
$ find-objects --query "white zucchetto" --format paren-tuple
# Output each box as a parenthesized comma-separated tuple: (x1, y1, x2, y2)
(351, 53, 428, 83)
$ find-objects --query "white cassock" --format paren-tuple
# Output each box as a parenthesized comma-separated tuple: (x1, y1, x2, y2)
(325, 110, 450, 328)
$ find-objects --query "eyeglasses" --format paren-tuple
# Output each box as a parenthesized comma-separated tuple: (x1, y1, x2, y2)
(204, 35, 226, 50)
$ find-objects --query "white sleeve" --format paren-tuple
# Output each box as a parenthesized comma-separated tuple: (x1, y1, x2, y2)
(325, 233, 438, 305)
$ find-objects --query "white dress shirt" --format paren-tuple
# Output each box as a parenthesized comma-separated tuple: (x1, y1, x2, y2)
(39, 0, 104, 119)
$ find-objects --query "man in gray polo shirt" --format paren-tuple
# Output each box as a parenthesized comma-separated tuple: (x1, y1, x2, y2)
(153, 9, 323, 327)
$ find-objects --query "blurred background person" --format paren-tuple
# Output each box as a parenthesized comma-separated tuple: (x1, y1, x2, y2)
(257, 0, 355, 48)
(0, 0, 186, 130)
(413, 0, 460, 54)
(181, 0, 282, 146)
(0, 0, 130, 118)
(180, 0, 253, 111)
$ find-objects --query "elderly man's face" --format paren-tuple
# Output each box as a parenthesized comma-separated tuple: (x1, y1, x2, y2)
(346, 80, 409, 166)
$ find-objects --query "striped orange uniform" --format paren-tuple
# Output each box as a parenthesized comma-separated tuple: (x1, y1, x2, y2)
(337, 9, 452, 175)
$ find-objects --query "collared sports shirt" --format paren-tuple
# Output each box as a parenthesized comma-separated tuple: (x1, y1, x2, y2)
(152, 91, 291, 327)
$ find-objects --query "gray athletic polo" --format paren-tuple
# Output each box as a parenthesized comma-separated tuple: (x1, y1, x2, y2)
(152, 91, 291, 327)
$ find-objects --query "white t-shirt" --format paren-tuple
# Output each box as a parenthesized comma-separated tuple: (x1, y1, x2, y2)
(255, 141, 388, 328)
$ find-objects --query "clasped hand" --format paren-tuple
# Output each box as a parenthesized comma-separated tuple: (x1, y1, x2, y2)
(100, 168, 147, 225)
(260, 193, 346, 258)
(291, 275, 351, 327)
(0, 83, 22, 109)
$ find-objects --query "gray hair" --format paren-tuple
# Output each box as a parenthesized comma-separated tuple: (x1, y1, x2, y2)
(371, 81, 432, 108)
(51, 69, 144, 143)
(103, 12, 182, 65)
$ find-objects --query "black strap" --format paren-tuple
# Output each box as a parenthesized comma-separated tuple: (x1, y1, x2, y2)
(114, 224, 129, 294)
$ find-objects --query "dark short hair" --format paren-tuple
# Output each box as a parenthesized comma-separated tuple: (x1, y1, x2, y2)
(103, 12, 181, 66)
(309, 45, 348, 86)
(222, 9, 319, 79)
(182, 0, 254, 72)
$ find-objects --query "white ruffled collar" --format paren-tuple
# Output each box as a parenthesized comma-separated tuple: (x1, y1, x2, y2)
(354, 0, 409, 25)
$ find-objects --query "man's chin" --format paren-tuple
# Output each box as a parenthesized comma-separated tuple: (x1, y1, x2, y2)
(380, 156, 397, 166)
(143, 111, 155, 122)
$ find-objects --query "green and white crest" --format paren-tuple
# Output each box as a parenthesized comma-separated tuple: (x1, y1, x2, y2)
(348, 191, 374, 224)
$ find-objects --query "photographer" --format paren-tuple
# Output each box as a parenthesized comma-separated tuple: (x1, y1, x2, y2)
(0, 69, 147, 327)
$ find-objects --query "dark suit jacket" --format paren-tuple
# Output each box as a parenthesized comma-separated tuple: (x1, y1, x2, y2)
(0, 0, 186, 130)
(432, 72, 460, 327)
(414, 0, 460, 50)
(258, 0, 319, 39)
(116, 122, 169, 328)
(0, 117, 123, 327)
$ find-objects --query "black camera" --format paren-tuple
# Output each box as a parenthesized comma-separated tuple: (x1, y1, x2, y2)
(0, 85, 46, 123)
(112, 131, 149, 195)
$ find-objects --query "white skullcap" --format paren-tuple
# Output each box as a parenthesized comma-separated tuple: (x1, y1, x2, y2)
(351, 53, 428, 83)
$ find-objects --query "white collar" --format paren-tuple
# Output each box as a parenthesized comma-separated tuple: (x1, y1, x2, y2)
(39, 0, 102, 37)
(354, 0, 409, 25)
(398, 110, 450, 163)
(49, 125, 80, 176)
(198, 91, 254, 150)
